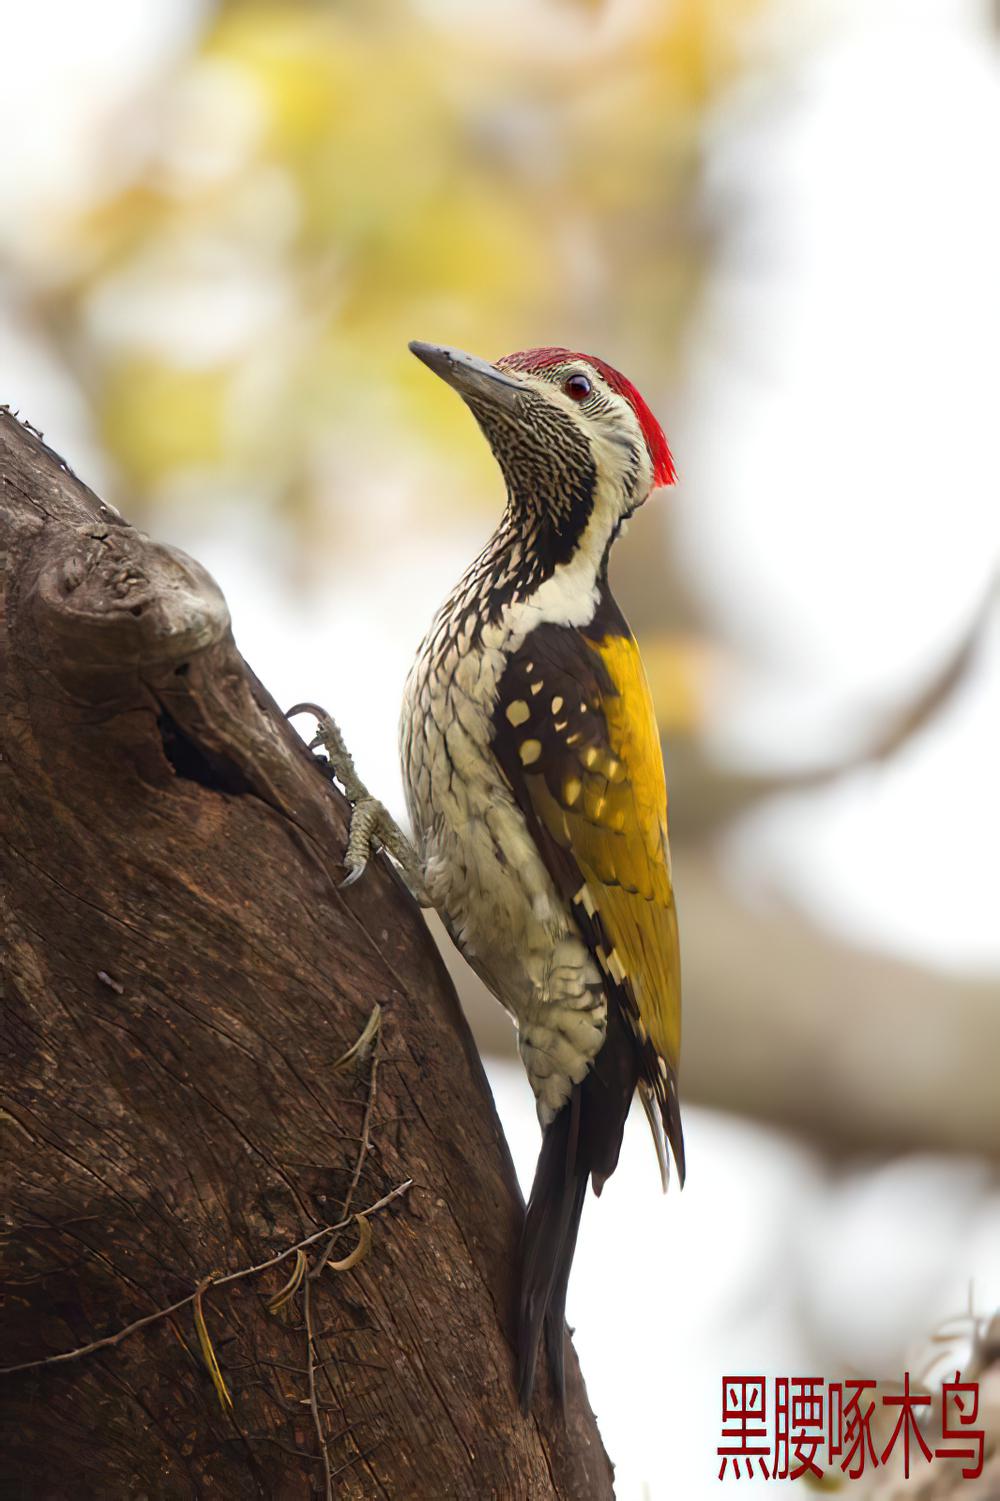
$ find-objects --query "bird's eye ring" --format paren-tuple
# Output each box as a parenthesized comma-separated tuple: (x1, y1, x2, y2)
(563, 373, 592, 401)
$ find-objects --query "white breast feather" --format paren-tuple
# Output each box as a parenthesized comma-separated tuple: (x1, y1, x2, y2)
(399, 475, 641, 1120)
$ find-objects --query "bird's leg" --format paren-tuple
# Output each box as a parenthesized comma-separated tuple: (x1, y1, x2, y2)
(287, 703, 432, 906)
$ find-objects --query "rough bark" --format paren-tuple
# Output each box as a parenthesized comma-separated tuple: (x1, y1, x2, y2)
(0, 409, 614, 1500)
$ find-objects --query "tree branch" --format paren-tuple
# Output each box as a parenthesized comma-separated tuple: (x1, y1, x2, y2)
(0, 408, 613, 1499)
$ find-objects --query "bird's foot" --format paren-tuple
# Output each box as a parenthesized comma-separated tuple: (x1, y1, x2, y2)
(287, 703, 430, 904)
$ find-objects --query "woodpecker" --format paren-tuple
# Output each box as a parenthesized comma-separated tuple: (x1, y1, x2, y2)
(301, 340, 684, 1411)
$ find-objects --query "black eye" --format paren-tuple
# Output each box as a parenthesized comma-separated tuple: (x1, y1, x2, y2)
(563, 373, 592, 401)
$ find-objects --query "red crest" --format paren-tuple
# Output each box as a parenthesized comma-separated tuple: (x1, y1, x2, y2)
(499, 346, 676, 488)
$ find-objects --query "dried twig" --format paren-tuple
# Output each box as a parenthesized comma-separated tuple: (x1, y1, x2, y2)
(303, 1276, 333, 1501)
(1, 996, 402, 1501)
(312, 1019, 381, 1281)
(0, 1180, 412, 1379)
(342, 1052, 379, 1222)
(297, 1007, 387, 1488)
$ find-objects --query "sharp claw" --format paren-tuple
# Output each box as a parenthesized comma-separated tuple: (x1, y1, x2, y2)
(285, 709, 417, 894)
(286, 701, 330, 723)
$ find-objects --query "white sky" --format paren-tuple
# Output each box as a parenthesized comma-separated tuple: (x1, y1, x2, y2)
(680, 0, 1000, 975)
(0, 0, 204, 226)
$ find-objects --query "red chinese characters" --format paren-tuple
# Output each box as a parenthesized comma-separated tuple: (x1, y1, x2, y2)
(774, 1377, 825, 1480)
(718, 1377, 770, 1479)
(717, 1372, 984, 1483)
(880, 1371, 933, 1477)
(829, 1378, 880, 1479)
(936, 1372, 985, 1479)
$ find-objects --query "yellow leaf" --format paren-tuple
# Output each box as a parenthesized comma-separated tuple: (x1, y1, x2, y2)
(330, 1003, 381, 1074)
(266, 1248, 307, 1313)
(193, 1282, 234, 1413)
(324, 1213, 372, 1274)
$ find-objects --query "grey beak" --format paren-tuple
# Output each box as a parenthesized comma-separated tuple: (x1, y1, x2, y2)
(409, 340, 525, 413)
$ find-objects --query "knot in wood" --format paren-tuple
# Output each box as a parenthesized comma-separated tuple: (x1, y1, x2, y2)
(31, 526, 231, 674)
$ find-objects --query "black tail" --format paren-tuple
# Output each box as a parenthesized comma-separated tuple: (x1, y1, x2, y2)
(517, 1096, 589, 1411)
(517, 1007, 639, 1411)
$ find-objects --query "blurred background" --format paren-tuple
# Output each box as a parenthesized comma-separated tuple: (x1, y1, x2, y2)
(2, 0, 998, 1493)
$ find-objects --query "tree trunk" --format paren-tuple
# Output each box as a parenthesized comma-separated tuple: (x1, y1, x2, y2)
(0, 409, 614, 1500)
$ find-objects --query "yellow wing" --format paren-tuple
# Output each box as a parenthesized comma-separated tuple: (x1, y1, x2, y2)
(492, 608, 684, 1183)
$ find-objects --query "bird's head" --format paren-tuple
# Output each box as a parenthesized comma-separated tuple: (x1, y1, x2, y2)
(409, 340, 674, 579)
